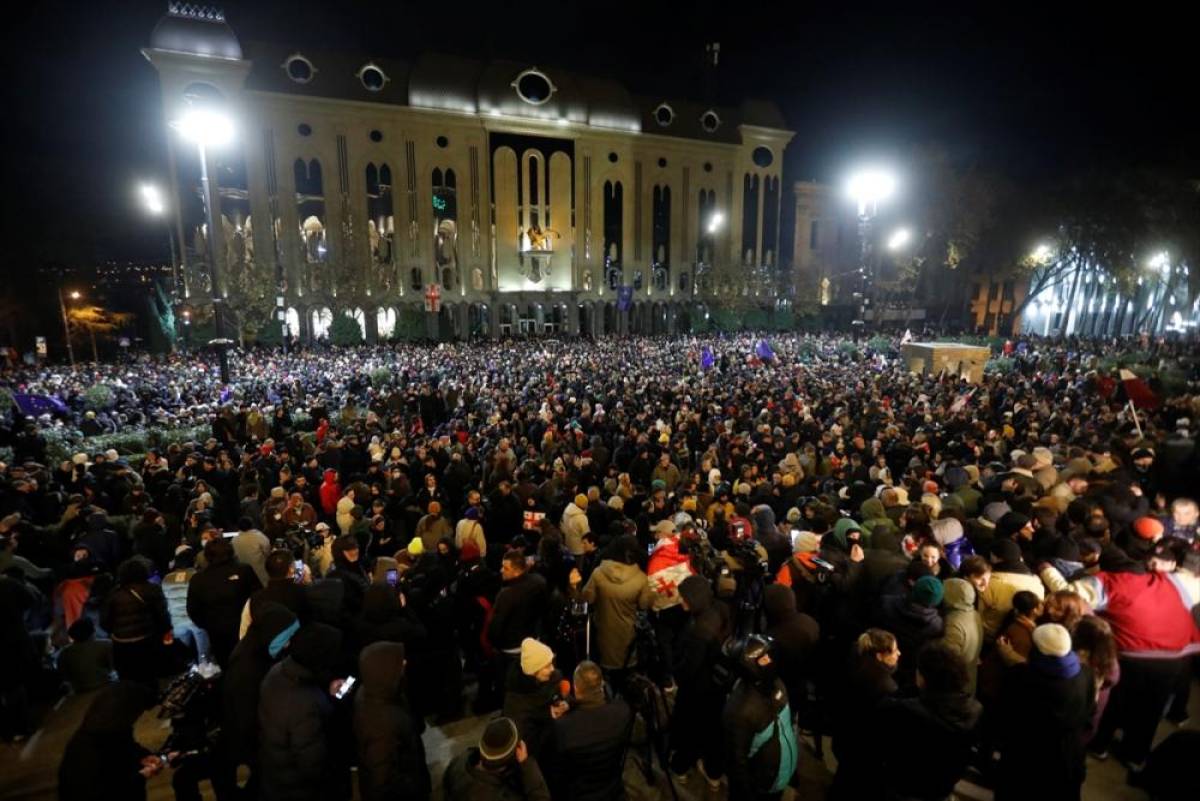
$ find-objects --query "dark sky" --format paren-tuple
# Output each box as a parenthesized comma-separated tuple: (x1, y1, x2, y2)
(1, 0, 1190, 268)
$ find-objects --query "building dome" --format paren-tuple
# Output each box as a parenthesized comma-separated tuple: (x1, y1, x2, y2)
(149, 4, 243, 60)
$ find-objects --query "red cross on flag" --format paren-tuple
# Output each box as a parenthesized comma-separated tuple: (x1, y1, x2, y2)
(424, 283, 442, 313)
(647, 537, 694, 610)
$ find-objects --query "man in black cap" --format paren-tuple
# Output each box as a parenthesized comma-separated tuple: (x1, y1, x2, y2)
(443, 716, 550, 801)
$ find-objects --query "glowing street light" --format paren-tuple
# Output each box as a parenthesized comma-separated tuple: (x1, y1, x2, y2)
(1148, 251, 1170, 276)
(846, 168, 897, 216)
(140, 184, 166, 215)
(172, 102, 235, 382)
(1031, 243, 1054, 264)
(886, 227, 912, 252)
(707, 212, 724, 235)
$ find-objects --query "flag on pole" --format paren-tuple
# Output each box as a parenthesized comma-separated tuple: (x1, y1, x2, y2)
(949, 387, 976, 414)
(700, 346, 715, 370)
(617, 286, 634, 312)
(901, 328, 913, 344)
(755, 339, 776, 360)
(12, 393, 69, 416)
(1118, 369, 1160, 410)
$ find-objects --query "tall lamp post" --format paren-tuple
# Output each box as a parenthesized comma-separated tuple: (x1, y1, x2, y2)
(846, 168, 897, 328)
(173, 104, 235, 384)
(58, 289, 81, 367)
(139, 183, 184, 349)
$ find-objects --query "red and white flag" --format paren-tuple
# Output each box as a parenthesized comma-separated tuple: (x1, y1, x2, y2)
(1118, 369, 1160, 410)
(647, 537, 694, 610)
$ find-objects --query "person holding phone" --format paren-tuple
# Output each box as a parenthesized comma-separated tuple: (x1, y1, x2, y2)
(258, 623, 348, 801)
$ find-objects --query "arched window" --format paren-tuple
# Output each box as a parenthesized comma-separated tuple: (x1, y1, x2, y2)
(603, 180, 623, 266)
(433, 168, 458, 288)
(376, 307, 397, 339)
(295, 158, 327, 266)
(284, 307, 300, 338)
(410, 267, 423, 292)
(366, 163, 395, 283)
(742, 173, 760, 265)
(697, 189, 716, 264)
(310, 306, 333, 339)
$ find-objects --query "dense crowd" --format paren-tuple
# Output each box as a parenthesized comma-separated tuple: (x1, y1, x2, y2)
(1, 332, 1199, 801)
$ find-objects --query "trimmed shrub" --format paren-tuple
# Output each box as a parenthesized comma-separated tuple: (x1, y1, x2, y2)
(83, 384, 114, 411)
(330, 313, 365, 346)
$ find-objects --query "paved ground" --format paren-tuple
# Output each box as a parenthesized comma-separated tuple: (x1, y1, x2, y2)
(3, 679, 1195, 801)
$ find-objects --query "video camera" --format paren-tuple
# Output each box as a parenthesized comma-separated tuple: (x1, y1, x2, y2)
(157, 662, 222, 764)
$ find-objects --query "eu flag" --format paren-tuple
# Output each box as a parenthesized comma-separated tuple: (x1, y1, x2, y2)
(755, 339, 776, 360)
(700, 347, 715, 370)
(13, 393, 70, 416)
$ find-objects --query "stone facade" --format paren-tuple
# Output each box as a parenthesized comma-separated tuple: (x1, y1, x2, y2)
(143, 5, 793, 341)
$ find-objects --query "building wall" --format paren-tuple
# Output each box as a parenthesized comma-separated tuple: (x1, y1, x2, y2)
(790, 181, 858, 305)
(145, 45, 793, 340)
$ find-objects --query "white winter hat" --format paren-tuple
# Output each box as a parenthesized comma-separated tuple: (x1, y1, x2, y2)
(1032, 623, 1072, 658)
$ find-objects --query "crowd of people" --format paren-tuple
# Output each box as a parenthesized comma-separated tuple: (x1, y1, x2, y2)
(1, 331, 1198, 801)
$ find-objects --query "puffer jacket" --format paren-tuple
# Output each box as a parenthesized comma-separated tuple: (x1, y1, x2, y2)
(940, 578, 983, 695)
(578, 559, 655, 669)
(100, 580, 171, 642)
(874, 594, 945, 688)
(561, 502, 591, 556)
(724, 678, 798, 797)
(354, 642, 430, 801)
(258, 623, 341, 801)
(221, 602, 299, 762)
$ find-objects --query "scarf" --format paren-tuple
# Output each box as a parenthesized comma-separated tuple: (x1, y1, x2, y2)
(1029, 648, 1081, 680)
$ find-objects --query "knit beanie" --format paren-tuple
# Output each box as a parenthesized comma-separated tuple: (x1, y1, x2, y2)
(1133, 516, 1164, 541)
(786, 507, 802, 524)
(1032, 623, 1072, 658)
(574, 494, 589, 509)
(479, 717, 520, 766)
(982, 501, 1011, 524)
(794, 531, 820, 554)
(520, 637, 554, 675)
(911, 575, 945, 607)
(407, 537, 425, 556)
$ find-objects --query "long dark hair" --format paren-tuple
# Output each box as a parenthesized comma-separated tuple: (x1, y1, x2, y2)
(1072, 615, 1118, 678)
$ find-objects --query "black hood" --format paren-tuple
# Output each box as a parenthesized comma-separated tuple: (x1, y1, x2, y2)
(764, 583, 798, 625)
(80, 681, 156, 733)
(361, 584, 400, 623)
(288, 622, 342, 673)
(358, 641, 405, 701)
(246, 601, 299, 656)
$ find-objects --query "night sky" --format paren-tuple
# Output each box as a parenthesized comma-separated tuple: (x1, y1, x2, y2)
(1, 0, 1190, 268)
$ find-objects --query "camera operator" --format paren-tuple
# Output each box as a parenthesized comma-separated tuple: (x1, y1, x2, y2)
(723, 635, 798, 801)
(543, 660, 633, 801)
(58, 682, 169, 801)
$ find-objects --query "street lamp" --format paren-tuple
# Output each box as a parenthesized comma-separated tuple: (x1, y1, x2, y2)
(886, 227, 912, 252)
(58, 290, 82, 367)
(172, 102, 235, 383)
(846, 167, 897, 327)
(139, 182, 181, 306)
(707, 211, 724, 235)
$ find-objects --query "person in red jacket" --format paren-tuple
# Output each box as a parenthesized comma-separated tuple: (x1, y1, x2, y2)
(1040, 545, 1200, 773)
(319, 469, 342, 518)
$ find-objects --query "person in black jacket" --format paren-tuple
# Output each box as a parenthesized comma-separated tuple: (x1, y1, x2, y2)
(246, 549, 312, 628)
(872, 574, 945, 690)
(258, 622, 346, 801)
(829, 628, 899, 801)
(762, 584, 819, 722)
(57, 682, 162, 801)
(186, 537, 260, 668)
(351, 584, 427, 652)
(877, 643, 983, 801)
(487, 550, 548, 703)
(995, 623, 1095, 801)
(215, 602, 298, 801)
(502, 638, 562, 758)
(669, 574, 732, 787)
(353, 641, 431, 801)
(326, 534, 370, 616)
(100, 557, 173, 689)
(722, 634, 798, 801)
(544, 660, 633, 801)
(443, 716, 551, 801)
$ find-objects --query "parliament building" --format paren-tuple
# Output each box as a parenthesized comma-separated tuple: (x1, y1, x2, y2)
(145, 5, 797, 341)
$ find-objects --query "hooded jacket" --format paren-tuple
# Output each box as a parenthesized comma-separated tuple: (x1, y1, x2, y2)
(222, 602, 299, 761)
(673, 576, 730, 699)
(561, 501, 591, 556)
(351, 585, 427, 651)
(724, 677, 798, 797)
(874, 593, 945, 688)
(354, 642, 431, 801)
(578, 557, 655, 669)
(336, 496, 357, 536)
(940, 578, 983, 694)
(258, 623, 342, 801)
(58, 682, 157, 801)
(442, 747, 552, 801)
(764, 583, 819, 700)
(318, 469, 341, 516)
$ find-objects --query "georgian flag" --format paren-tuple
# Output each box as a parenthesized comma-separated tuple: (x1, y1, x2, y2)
(647, 537, 694, 610)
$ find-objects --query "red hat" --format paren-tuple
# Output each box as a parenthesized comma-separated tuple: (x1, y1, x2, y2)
(1133, 517, 1164, 541)
(923, 480, 940, 495)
